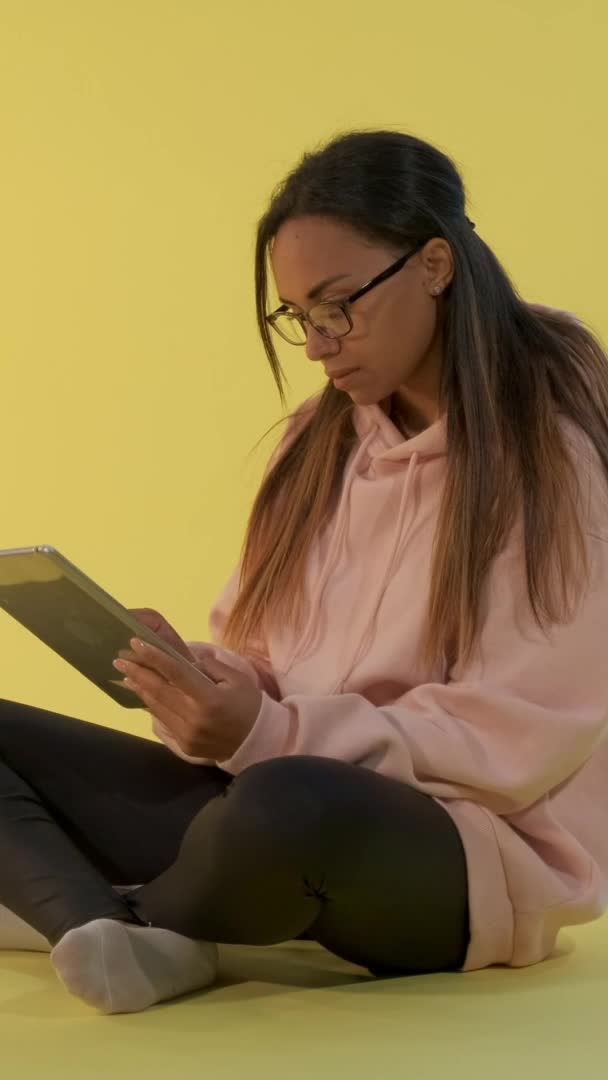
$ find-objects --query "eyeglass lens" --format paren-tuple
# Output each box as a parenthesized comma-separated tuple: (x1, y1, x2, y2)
(273, 303, 350, 344)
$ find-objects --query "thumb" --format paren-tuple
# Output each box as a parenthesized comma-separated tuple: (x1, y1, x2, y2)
(195, 653, 250, 688)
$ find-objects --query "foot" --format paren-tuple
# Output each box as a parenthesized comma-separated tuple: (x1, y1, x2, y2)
(50, 918, 218, 1013)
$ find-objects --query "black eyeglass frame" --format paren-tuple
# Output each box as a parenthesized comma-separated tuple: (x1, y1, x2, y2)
(266, 242, 427, 345)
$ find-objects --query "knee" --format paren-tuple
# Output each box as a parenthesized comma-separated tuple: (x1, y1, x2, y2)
(225, 756, 333, 834)
(233, 755, 331, 798)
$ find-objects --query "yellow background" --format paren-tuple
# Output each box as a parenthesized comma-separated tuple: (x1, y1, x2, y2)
(0, 0, 605, 737)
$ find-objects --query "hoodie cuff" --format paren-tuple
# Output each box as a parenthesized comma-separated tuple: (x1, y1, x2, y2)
(215, 692, 292, 775)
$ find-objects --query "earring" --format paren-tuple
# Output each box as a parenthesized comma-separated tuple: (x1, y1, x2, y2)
(431, 285, 443, 296)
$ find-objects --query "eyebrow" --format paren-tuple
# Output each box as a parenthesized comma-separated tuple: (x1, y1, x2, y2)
(278, 273, 353, 307)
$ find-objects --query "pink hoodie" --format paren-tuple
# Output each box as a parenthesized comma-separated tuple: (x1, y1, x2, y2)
(153, 388, 608, 973)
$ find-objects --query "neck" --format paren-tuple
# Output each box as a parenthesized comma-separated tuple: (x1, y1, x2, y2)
(393, 331, 444, 432)
(389, 394, 435, 437)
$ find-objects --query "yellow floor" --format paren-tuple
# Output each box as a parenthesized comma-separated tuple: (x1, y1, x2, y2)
(1, 917, 607, 1079)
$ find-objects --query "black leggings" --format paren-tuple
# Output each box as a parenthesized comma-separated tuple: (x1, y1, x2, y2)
(0, 697, 470, 976)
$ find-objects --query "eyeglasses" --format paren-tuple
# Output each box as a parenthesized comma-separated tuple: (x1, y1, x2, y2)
(266, 242, 426, 346)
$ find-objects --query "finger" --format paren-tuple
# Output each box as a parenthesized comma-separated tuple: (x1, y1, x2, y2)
(129, 639, 206, 694)
(114, 659, 172, 695)
(121, 673, 182, 725)
(121, 670, 196, 747)
(128, 609, 165, 634)
(129, 676, 194, 719)
(130, 683, 191, 753)
(115, 650, 160, 676)
(117, 658, 199, 716)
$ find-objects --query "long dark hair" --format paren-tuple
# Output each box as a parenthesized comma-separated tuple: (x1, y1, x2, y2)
(217, 129, 608, 675)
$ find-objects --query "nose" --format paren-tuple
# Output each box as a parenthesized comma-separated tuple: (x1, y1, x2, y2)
(305, 324, 341, 362)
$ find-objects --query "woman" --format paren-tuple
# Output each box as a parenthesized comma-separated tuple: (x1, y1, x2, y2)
(2, 128, 608, 1015)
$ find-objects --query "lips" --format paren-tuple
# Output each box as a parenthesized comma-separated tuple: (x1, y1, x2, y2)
(327, 367, 358, 379)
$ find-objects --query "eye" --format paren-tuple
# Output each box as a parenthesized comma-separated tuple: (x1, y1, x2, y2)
(323, 305, 346, 322)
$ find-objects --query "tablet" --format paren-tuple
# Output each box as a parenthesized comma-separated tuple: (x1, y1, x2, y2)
(0, 545, 216, 708)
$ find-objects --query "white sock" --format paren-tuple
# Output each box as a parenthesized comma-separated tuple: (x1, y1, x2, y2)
(50, 918, 218, 1014)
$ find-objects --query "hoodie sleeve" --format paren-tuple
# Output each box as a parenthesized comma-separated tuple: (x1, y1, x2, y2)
(214, 432, 608, 816)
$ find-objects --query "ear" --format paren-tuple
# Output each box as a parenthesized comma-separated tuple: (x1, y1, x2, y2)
(421, 238, 455, 291)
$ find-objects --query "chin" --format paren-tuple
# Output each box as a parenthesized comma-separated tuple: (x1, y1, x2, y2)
(344, 384, 387, 407)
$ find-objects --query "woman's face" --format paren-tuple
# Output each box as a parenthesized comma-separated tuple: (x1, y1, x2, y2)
(270, 215, 455, 430)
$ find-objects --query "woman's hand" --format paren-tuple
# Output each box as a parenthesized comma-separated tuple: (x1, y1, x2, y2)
(127, 608, 198, 664)
(114, 638, 263, 761)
